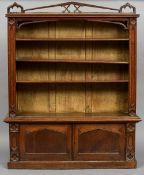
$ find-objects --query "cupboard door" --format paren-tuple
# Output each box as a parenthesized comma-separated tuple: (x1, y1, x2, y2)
(74, 124, 125, 161)
(20, 124, 72, 161)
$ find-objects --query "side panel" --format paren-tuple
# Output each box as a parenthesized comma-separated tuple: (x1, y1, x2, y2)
(128, 17, 137, 116)
(8, 17, 16, 117)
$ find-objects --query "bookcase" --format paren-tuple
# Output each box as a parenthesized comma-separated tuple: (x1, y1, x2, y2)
(4, 2, 141, 169)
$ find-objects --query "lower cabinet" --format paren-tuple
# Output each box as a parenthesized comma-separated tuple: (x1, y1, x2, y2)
(19, 123, 125, 161)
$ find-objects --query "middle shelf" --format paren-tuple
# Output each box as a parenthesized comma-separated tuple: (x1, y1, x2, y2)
(16, 40, 129, 62)
(16, 62, 128, 82)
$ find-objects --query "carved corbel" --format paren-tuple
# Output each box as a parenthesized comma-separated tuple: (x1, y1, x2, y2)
(9, 123, 19, 133)
(9, 104, 16, 117)
(129, 18, 137, 30)
(8, 18, 16, 27)
(128, 103, 136, 116)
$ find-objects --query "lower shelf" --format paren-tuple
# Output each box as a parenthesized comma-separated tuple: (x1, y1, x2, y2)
(8, 160, 137, 169)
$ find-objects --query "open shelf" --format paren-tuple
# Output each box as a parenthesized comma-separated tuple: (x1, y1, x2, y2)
(16, 20, 129, 40)
(16, 62, 128, 82)
(15, 19, 129, 116)
(16, 58, 129, 64)
(15, 19, 129, 115)
(16, 38, 129, 41)
(16, 80, 128, 84)
(16, 83, 128, 114)
(16, 41, 129, 62)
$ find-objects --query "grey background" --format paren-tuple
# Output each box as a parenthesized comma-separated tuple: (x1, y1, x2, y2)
(0, 0, 144, 174)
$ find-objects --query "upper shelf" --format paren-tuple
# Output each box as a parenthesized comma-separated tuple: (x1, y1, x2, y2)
(16, 38, 129, 41)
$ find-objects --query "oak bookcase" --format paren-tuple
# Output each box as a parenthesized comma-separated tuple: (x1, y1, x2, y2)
(4, 2, 141, 169)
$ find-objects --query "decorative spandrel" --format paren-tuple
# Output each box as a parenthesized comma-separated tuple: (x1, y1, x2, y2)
(9, 104, 16, 118)
(129, 103, 136, 116)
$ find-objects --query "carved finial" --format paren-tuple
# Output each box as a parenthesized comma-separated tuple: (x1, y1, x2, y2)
(119, 3, 136, 13)
(7, 2, 24, 13)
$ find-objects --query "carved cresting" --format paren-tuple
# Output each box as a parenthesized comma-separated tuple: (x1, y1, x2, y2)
(7, 1, 136, 14)
(10, 124, 20, 162)
(24, 1, 119, 13)
(126, 123, 135, 161)
(7, 1, 136, 15)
